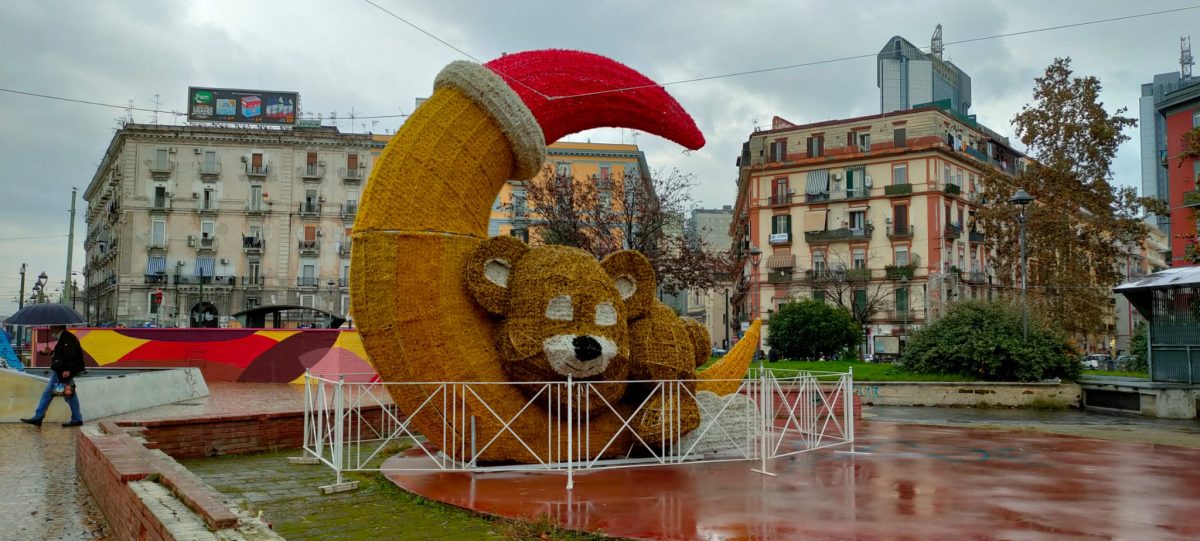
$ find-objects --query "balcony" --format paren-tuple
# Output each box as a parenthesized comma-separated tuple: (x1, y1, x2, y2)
(297, 276, 320, 288)
(767, 270, 793, 284)
(338, 241, 352, 257)
(845, 268, 872, 282)
(341, 202, 358, 220)
(885, 264, 916, 280)
(147, 240, 167, 253)
(199, 162, 221, 181)
(338, 278, 349, 288)
(804, 268, 870, 282)
(805, 226, 873, 244)
(196, 236, 215, 252)
(298, 239, 320, 255)
(769, 232, 791, 245)
(943, 183, 962, 196)
(969, 230, 985, 243)
(884, 184, 912, 196)
(242, 236, 263, 253)
(242, 275, 264, 287)
(302, 164, 324, 181)
(342, 167, 364, 183)
(887, 224, 914, 239)
(150, 198, 172, 213)
(149, 160, 175, 178)
(144, 273, 167, 285)
(964, 270, 989, 284)
(964, 146, 989, 163)
(944, 222, 963, 239)
(845, 188, 870, 201)
(196, 200, 218, 214)
(805, 193, 830, 203)
(882, 309, 915, 322)
(299, 202, 322, 218)
(1184, 190, 1200, 208)
(245, 164, 269, 178)
(768, 194, 793, 207)
(245, 200, 268, 214)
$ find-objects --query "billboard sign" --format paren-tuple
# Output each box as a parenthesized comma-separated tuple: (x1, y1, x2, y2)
(187, 87, 298, 125)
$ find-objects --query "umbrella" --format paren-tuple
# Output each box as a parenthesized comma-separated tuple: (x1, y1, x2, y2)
(5, 303, 86, 326)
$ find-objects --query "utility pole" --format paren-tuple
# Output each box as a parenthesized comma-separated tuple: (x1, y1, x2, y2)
(64, 187, 77, 307)
(18, 263, 26, 310)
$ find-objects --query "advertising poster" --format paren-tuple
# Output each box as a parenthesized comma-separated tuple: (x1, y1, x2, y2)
(187, 87, 299, 125)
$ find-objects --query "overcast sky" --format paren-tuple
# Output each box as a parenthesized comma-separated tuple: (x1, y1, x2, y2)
(2, 0, 1197, 316)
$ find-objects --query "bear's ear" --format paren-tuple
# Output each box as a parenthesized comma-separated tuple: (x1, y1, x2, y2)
(465, 235, 529, 315)
(600, 250, 656, 319)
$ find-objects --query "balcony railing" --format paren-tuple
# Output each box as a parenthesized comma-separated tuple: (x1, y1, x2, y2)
(302, 164, 324, 180)
(804, 268, 870, 281)
(767, 270, 793, 284)
(964, 271, 989, 284)
(943, 183, 962, 195)
(151, 198, 172, 211)
(845, 268, 872, 281)
(969, 230, 985, 243)
(199, 162, 221, 181)
(887, 225, 914, 239)
(246, 200, 267, 214)
(341, 202, 358, 219)
(964, 146, 989, 163)
(882, 309, 915, 322)
(342, 167, 364, 182)
(1184, 190, 1200, 208)
(297, 276, 320, 287)
(845, 188, 869, 200)
(885, 264, 916, 280)
(147, 240, 167, 252)
(197, 236, 215, 251)
(944, 222, 963, 239)
(805, 226, 873, 244)
(246, 164, 269, 177)
(196, 201, 218, 214)
(298, 239, 320, 254)
(242, 275, 264, 287)
(805, 193, 829, 203)
(144, 273, 167, 284)
(299, 202, 322, 217)
(768, 194, 792, 206)
(149, 161, 175, 176)
(242, 236, 264, 252)
(884, 184, 912, 196)
(769, 232, 791, 245)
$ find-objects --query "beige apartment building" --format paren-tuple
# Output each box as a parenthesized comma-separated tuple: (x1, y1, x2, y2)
(730, 104, 1026, 352)
(83, 123, 385, 327)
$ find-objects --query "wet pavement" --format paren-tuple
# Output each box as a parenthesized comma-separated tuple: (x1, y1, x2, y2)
(385, 420, 1200, 540)
(0, 423, 109, 541)
(867, 404, 1200, 431)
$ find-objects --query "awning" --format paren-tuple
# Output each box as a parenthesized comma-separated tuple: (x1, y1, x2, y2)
(805, 169, 829, 194)
(195, 257, 215, 277)
(146, 256, 166, 275)
(766, 254, 795, 269)
(803, 210, 827, 232)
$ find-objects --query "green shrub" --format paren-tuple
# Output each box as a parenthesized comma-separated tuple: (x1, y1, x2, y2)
(900, 300, 1080, 382)
(1126, 322, 1149, 372)
(767, 299, 860, 360)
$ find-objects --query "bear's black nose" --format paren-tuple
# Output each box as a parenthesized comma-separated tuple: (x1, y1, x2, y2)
(572, 336, 602, 361)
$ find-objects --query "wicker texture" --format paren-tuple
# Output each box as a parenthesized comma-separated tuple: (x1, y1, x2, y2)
(484, 50, 706, 151)
(696, 319, 762, 396)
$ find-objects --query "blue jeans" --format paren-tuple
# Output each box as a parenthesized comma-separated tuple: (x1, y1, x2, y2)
(32, 371, 82, 423)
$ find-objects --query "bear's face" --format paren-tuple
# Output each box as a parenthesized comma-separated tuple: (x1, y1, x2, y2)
(465, 237, 656, 388)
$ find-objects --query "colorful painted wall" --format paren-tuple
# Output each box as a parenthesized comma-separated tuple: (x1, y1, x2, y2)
(31, 328, 378, 383)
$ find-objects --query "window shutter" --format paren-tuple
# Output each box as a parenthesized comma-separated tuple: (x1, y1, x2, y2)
(807, 137, 815, 158)
(894, 128, 906, 147)
(786, 214, 792, 238)
(348, 153, 359, 170)
(895, 205, 908, 229)
(816, 136, 824, 156)
(307, 152, 317, 166)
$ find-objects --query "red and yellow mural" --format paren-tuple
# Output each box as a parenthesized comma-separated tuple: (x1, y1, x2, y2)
(31, 329, 378, 383)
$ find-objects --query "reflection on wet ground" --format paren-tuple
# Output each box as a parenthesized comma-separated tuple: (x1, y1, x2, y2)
(0, 424, 109, 541)
(867, 404, 1200, 431)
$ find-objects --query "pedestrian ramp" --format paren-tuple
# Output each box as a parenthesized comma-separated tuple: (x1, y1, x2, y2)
(0, 367, 209, 423)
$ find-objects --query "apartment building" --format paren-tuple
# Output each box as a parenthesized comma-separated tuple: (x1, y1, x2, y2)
(1157, 82, 1200, 266)
(1112, 227, 1170, 355)
(83, 123, 384, 327)
(1138, 37, 1198, 237)
(683, 206, 735, 349)
(729, 104, 1024, 349)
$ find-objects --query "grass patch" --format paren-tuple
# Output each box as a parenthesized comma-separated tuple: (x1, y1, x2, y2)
(1084, 369, 1150, 379)
(703, 359, 977, 382)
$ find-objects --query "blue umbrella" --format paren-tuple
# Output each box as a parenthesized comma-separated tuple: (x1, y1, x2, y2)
(5, 303, 86, 326)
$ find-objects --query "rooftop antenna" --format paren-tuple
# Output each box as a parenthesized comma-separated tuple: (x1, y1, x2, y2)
(124, 99, 134, 125)
(349, 108, 357, 134)
(931, 24, 944, 59)
(151, 94, 161, 124)
(330, 111, 337, 130)
(1182, 36, 1194, 79)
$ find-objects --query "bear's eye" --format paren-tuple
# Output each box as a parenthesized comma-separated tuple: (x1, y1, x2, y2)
(594, 302, 617, 327)
(545, 295, 574, 321)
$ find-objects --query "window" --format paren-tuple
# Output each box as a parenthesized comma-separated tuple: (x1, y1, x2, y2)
(299, 294, 315, 308)
(307, 152, 318, 166)
(251, 152, 264, 172)
(341, 294, 351, 316)
(511, 228, 529, 243)
(773, 177, 788, 200)
(246, 297, 260, 309)
(957, 208, 964, 228)
(301, 263, 316, 286)
(152, 219, 166, 247)
(248, 257, 261, 284)
(893, 128, 906, 147)
(772, 214, 791, 234)
(943, 164, 951, 185)
(894, 204, 909, 231)
(347, 153, 359, 170)
(849, 210, 866, 231)
(202, 189, 214, 210)
(201, 220, 214, 239)
(154, 185, 167, 208)
(955, 169, 963, 187)
(304, 226, 317, 242)
(894, 246, 909, 266)
(852, 248, 866, 269)
(812, 289, 826, 302)
(346, 187, 359, 208)
(768, 139, 787, 162)
(958, 246, 965, 270)
(249, 185, 263, 210)
(806, 135, 824, 158)
(555, 162, 571, 178)
(895, 287, 909, 312)
(812, 250, 826, 274)
(599, 165, 611, 182)
(155, 148, 169, 170)
(1194, 109, 1200, 128)
(857, 133, 871, 152)
(852, 288, 867, 315)
(892, 163, 907, 185)
(202, 150, 217, 172)
(599, 191, 612, 209)
(305, 188, 317, 205)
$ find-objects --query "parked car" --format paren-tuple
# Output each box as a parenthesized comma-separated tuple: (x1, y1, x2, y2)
(711, 347, 727, 357)
(1115, 355, 1140, 370)
(1080, 354, 1111, 370)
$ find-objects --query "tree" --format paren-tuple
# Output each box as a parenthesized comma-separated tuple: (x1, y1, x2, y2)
(901, 300, 1080, 382)
(974, 58, 1166, 340)
(766, 299, 859, 359)
(804, 252, 894, 357)
(1127, 322, 1149, 373)
(523, 165, 732, 294)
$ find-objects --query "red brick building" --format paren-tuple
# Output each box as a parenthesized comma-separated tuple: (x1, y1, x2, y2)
(1159, 83, 1200, 266)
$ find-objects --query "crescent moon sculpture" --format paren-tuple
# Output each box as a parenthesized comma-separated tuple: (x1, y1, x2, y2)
(352, 50, 752, 464)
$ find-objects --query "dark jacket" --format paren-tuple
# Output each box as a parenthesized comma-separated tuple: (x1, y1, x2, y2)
(49, 331, 85, 376)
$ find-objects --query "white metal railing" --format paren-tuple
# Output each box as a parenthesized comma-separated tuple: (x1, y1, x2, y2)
(300, 367, 854, 489)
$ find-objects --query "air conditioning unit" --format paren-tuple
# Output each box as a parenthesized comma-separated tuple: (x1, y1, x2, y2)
(318, 196, 326, 202)
(831, 173, 842, 181)
(241, 156, 248, 163)
(187, 235, 196, 247)
(219, 258, 230, 264)
(168, 147, 177, 153)
(192, 192, 198, 199)
(193, 148, 201, 154)
(165, 191, 173, 197)
(864, 176, 873, 187)
(318, 160, 326, 166)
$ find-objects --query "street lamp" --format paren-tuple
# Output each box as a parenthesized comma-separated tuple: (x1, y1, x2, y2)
(748, 246, 762, 319)
(35, 272, 48, 303)
(1009, 188, 1034, 340)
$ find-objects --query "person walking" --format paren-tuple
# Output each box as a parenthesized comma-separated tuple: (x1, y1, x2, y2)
(21, 325, 84, 427)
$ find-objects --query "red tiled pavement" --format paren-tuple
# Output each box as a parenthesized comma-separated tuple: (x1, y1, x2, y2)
(384, 422, 1200, 541)
(113, 382, 309, 422)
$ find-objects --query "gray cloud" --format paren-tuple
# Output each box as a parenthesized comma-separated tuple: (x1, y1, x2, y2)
(1, 0, 1195, 314)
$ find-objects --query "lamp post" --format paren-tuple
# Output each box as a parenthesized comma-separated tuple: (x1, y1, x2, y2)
(18, 263, 26, 310)
(748, 246, 762, 320)
(1009, 188, 1034, 340)
(723, 287, 730, 350)
(35, 272, 48, 304)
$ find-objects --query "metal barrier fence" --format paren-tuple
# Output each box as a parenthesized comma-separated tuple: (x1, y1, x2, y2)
(300, 367, 854, 490)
